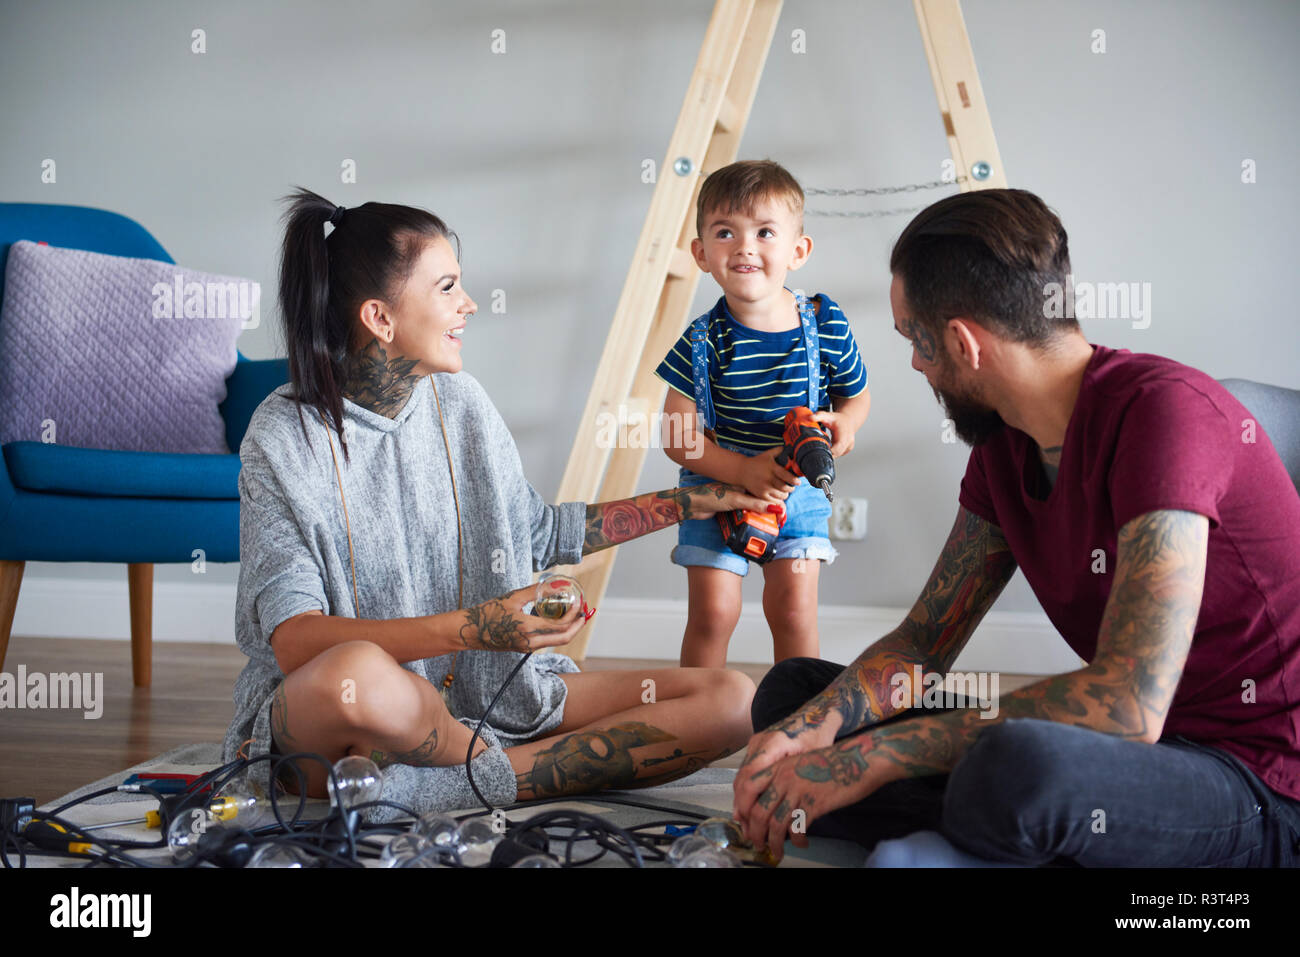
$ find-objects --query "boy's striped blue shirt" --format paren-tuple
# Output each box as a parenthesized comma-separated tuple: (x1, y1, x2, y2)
(654, 292, 868, 452)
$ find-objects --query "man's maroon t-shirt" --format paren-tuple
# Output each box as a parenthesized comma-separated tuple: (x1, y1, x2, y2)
(959, 344, 1300, 801)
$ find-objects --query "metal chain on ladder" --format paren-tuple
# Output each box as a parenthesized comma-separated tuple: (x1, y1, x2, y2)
(804, 175, 968, 218)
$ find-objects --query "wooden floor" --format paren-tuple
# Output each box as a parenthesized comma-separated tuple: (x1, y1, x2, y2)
(0, 637, 1037, 804)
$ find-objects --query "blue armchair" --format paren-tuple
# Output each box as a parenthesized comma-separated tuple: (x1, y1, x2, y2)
(0, 203, 287, 685)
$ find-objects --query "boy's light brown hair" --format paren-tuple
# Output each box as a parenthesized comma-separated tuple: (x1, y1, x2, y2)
(695, 159, 804, 239)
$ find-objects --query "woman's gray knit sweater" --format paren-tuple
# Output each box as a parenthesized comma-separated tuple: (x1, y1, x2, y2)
(222, 371, 586, 812)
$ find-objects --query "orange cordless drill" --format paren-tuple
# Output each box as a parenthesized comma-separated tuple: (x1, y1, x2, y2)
(717, 406, 835, 563)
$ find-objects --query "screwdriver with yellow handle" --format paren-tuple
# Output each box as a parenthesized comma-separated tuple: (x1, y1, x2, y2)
(79, 795, 245, 832)
(22, 819, 95, 855)
(21, 804, 234, 853)
(80, 809, 167, 831)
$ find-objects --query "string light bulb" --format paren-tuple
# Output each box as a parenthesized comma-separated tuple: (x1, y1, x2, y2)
(327, 756, 383, 812)
(692, 817, 779, 866)
(413, 811, 459, 852)
(694, 816, 745, 850)
(533, 572, 585, 620)
(209, 783, 262, 828)
(247, 842, 308, 868)
(667, 834, 713, 866)
(678, 846, 740, 868)
(454, 817, 503, 867)
(381, 833, 442, 868)
(165, 808, 212, 864)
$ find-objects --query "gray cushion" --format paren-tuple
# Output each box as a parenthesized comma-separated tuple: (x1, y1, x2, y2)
(1219, 378, 1300, 491)
(0, 240, 250, 453)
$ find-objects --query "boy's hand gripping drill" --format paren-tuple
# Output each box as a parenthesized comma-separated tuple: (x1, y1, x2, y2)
(775, 405, 836, 501)
(717, 407, 836, 563)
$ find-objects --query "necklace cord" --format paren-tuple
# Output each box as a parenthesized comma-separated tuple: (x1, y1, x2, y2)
(321, 374, 508, 815)
(319, 375, 464, 680)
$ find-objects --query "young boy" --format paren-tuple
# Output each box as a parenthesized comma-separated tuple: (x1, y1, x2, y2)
(654, 159, 871, 668)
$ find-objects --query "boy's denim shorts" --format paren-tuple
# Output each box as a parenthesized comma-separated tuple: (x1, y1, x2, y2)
(671, 459, 838, 578)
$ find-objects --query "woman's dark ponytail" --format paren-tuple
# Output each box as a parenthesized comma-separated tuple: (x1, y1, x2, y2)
(279, 187, 345, 461)
(276, 186, 458, 463)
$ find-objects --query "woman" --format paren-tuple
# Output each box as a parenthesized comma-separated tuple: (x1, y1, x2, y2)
(222, 188, 774, 819)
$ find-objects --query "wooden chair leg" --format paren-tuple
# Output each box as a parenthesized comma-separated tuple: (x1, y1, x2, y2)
(0, 560, 25, 673)
(127, 563, 153, 687)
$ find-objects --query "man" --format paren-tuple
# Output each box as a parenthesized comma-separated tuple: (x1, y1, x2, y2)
(732, 188, 1300, 867)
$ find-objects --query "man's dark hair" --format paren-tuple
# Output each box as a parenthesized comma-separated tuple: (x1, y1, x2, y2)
(889, 188, 1077, 346)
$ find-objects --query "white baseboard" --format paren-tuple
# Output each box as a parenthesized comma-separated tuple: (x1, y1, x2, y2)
(10, 575, 1084, 676)
(582, 598, 1084, 674)
(11, 575, 240, 645)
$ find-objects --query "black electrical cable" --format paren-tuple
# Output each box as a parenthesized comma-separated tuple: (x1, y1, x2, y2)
(465, 648, 533, 813)
(199, 752, 338, 859)
(47, 784, 124, 817)
(252, 833, 366, 868)
(263, 752, 318, 832)
(9, 660, 732, 871)
(16, 766, 727, 869)
(11, 774, 715, 869)
(508, 808, 648, 868)
(6, 751, 386, 868)
(442, 785, 720, 867)
(462, 792, 712, 821)
(1, 828, 26, 868)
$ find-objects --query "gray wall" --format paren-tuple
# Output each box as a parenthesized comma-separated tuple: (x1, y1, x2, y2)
(2, 0, 1297, 617)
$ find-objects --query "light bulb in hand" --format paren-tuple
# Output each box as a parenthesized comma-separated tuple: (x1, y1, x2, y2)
(534, 572, 586, 620)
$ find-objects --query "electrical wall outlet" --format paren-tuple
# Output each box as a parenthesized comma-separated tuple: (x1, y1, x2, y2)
(829, 496, 868, 540)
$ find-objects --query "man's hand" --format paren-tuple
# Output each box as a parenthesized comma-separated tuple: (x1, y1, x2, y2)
(733, 719, 835, 831)
(731, 506, 1017, 851)
(735, 742, 877, 862)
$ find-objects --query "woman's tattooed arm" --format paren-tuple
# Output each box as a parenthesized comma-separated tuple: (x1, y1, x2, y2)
(458, 598, 572, 652)
(581, 484, 748, 554)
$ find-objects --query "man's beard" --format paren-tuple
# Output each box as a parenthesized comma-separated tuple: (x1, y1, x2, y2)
(933, 359, 1004, 447)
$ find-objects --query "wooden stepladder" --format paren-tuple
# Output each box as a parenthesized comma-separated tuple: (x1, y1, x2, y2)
(914, 0, 1008, 191)
(546, 0, 783, 659)
(552, 0, 1005, 662)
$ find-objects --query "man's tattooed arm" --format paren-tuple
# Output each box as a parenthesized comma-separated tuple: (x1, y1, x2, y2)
(790, 509, 1210, 793)
(581, 485, 751, 555)
(771, 507, 1018, 742)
